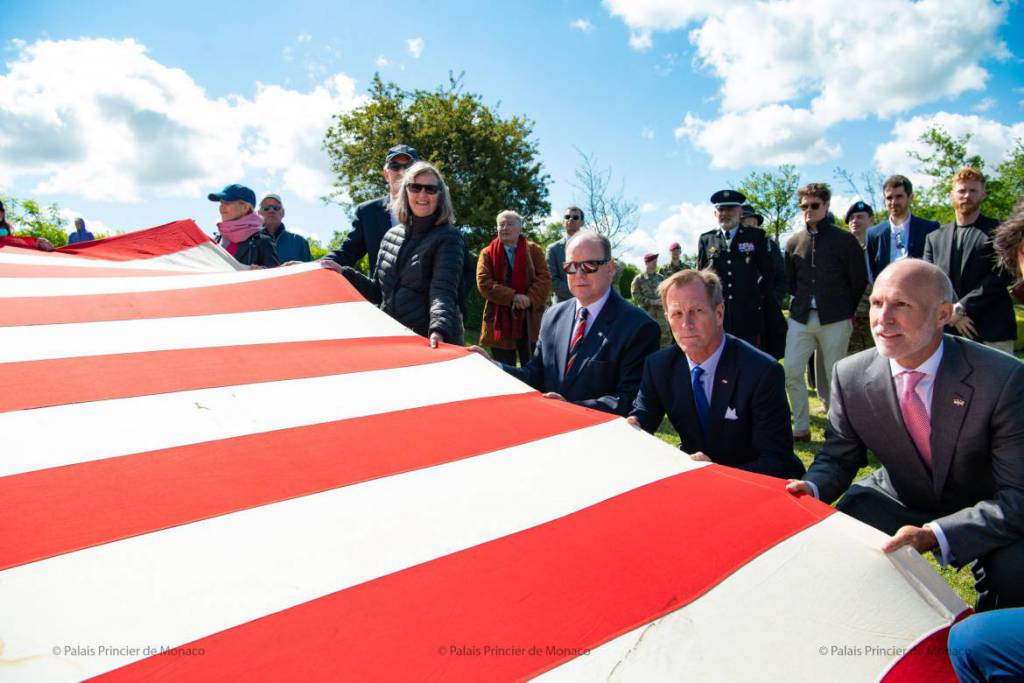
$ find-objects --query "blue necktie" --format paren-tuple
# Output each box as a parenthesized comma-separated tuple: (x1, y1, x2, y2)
(692, 366, 710, 436)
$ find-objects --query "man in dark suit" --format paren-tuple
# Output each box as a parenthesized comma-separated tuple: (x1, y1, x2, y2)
(924, 166, 1016, 354)
(324, 144, 420, 276)
(788, 259, 1024, 611)
(866, 175, 940, 280)
(473, 231, 660, 415)
(628, 269, 804, 479)
(742, 205, 786, 360)
(697, 190, 774, 347)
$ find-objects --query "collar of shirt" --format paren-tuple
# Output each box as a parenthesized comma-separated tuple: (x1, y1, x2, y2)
(888, 341, 944, 417)
(686, 334, 727, 400)
(889, 214, 910, 232)
(721, 227, 737, 244)
(503, 243, 516, 263)
(573, 287, 612, 337)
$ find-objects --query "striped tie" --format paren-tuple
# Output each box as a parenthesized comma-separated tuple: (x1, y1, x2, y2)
(565, 308, 589, 374)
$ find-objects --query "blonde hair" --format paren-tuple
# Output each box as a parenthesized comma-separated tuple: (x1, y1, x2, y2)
(393, 161, 456, 226)
(657, 268, 724, 309)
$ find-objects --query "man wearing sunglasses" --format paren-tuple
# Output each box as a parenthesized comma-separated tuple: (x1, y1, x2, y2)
(478, 231, 660, 415)
(324, 144, 420, 276)
(546, 206, 585, 303)
(783, 183, 868, 441)
(259, 193, 311, 264)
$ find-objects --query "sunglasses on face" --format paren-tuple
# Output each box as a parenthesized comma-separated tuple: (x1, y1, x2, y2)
(260, 204, 282, 211)
(407, 183, 440, 195)
(387, 162, 413, 171)
(564, 214, 582, 220)
(799, 202, 823, 211)
(563, 258, 609, 274)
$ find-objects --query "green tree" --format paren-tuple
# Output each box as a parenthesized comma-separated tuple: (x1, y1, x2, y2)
(306, 236, 329, 260)
(906, 126, 985, 223)
(1, 195, 68, 247)
(532, 220, 564, 249)
(323, 74, 551, 253)
(735, 165, 801, 242)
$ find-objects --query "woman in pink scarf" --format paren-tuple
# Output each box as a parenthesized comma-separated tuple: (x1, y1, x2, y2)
(208, 184, 279, 268)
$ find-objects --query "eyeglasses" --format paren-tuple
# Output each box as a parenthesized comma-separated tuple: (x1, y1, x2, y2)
(387, 162, 413, 171)
(564, 214, 582, 220)
(563, 259, 609, 274)
(799, 202, 822, 211)
(260, 204, 282, 211)
(407, 183, 440, 195)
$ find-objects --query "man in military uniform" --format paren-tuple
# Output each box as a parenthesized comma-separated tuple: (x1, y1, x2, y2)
(741, 205, 787, 360)
(697, 190, 774, 347)
(631, 252, 668, 344)
(845, 201, 876, 354)
(660, 242, 687, 276)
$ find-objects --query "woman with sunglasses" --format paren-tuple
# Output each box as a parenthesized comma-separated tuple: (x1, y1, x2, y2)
(333, 161, 466, 347)
(0, 199, 55, 251)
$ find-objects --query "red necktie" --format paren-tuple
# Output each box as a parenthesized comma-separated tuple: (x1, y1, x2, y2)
(898, 371, 932, 468)
(565, 308, 589, 374)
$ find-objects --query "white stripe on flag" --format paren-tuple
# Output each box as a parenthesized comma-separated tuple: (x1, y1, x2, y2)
(539, 512, 962, 682)
(0, 420, 696, 681)
(0, 301, 409, 364)
(0, 243, 234, 273)
(0, 353, 529, 477)
(0, 261, 323, 298)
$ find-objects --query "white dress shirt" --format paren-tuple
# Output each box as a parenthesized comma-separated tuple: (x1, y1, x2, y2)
(686, 335, 727, 405)
(572, 286, 612, 339)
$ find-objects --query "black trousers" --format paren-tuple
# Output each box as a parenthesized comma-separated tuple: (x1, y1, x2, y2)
(837, 484, 1024, 612)
(489, 339, 533, 368)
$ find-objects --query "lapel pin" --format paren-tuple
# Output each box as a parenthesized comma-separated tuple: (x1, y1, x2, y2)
(721, 379, 728, 384)
(953, 397, 965, 407)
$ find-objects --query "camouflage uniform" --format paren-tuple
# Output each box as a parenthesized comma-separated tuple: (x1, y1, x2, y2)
(659, 260, 688, 278)
(847, 280, 874, 354)
(631, 271, 669, 345)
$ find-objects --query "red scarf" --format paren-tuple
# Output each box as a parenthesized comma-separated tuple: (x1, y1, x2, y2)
(488, 235, 529, 342)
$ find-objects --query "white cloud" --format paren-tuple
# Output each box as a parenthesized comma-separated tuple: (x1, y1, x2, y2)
(973, 97, 996, 113)
(406, 38, 424, 59)
(620, 201, 715, 266)
(627, 30, 653, 51)
(569, 18, 594, 33)
(58, 208, 118, 236)
(297, 33, 312, 43)
(675, 106, 840, 169)
(641, 127, 654, 140)
(874, 112, 1024, 189)
(606, 0, 1009, 167)
(375, 55, 390, 67)
(0, 38, 364, 203)
(639, 202, 658, 213)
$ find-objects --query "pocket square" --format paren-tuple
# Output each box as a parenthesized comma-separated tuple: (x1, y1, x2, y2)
(724, 407, 739, 420)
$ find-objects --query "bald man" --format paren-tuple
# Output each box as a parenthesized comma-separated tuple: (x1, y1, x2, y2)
(788, 259, 1024, 611)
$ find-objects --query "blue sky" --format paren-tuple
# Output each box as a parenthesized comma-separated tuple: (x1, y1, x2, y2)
(2, 0, 1022, 263)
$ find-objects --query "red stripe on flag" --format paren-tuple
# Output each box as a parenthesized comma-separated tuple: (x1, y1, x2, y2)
(882, 610, 971, 683)
(0, 268, 362, 326)
(94, 467, 832, 682)
(0, 264, 191, 278)
(0, 337, 455, 412)
(0, 393, 613, 572)
(55, 220, 213, 261)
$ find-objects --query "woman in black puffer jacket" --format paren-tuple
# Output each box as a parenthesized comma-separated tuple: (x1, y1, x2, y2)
(330, 161, 465, 346)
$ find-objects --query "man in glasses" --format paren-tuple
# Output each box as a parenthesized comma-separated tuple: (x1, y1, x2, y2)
(866, 175, 939, 281)
(546, 206, 585, 303)
(324, 144, 420, 275)
(697, 190, 775, 349)
(478, 231, 659, 415)
(783, 183, 868, 441)
(259, 193, 311, 264)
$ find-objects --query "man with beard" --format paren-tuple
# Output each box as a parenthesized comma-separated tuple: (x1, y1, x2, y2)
(924, 167, 1016, 353)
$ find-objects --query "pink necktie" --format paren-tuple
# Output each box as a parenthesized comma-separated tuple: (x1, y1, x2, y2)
(899, 371, 932, 468)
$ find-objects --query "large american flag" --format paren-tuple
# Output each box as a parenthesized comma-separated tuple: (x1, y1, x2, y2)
(1, 221, 967, 681)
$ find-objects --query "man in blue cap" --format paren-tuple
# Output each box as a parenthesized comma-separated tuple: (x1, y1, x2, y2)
(324, 144, 420, 275)
(697, 190, 774, 348)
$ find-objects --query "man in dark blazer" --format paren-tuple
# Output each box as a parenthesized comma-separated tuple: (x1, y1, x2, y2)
(474, 231, 660, 415)
(697, 190, 774, 347)
(788, 259, 1024, 611)
(628, 269, 804, 479)
(866, 175, 939, 280)
(324, 144, 419, 276)
(924, 166, 1016, 353)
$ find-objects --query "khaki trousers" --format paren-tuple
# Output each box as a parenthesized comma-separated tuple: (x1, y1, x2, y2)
(784, 312, 853, 433)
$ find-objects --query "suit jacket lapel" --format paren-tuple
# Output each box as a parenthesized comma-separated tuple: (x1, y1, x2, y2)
(554, 303, 574, 383)
(671, 350, 705, 452)
(929, 337, 973, 496)
(938, 224, 956, 276)
(708, 337, 739, 444)
(878, 222, 892, 269)
(563, 292, 618, 386)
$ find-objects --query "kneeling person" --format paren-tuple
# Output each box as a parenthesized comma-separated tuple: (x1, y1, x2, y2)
(629, 269, 805, 479)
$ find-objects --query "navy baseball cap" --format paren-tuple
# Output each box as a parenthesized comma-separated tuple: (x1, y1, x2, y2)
(385, 144, 421, 163)
(208, 184, 257, 205)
